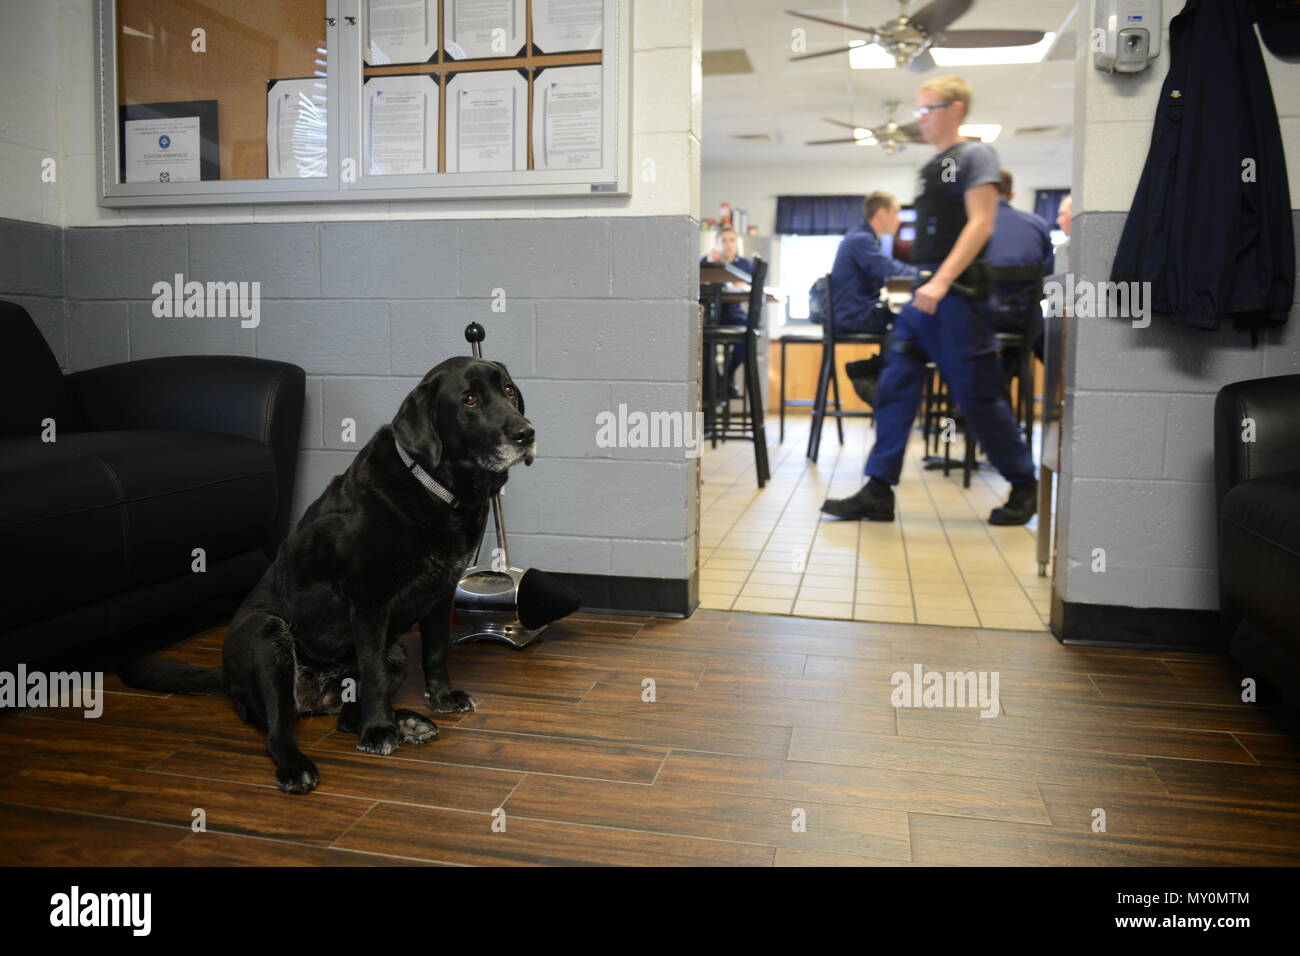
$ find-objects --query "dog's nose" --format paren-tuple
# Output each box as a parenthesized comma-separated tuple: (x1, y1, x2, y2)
(511, 424, 535, 446)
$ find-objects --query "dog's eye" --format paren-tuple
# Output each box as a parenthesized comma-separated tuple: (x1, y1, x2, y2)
(504, 385, 516, 398)
(463, 393, 480, 407)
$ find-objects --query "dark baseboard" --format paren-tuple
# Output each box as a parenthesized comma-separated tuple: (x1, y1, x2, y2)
(1050, 591, 1225, 652)
(550, 570, 698, 618)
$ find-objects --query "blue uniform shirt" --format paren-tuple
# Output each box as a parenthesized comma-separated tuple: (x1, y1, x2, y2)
(985, 199, 1054, 315)
(830, 222, 918, 334)
(700, 255, 753, 326)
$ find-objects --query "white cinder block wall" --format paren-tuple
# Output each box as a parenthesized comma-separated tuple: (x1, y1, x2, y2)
(0, 0, 66, 225)
(1057, 2, 1300, 618)
(1, 0, 708, 607)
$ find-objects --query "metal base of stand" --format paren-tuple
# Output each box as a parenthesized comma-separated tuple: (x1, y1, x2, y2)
(452, 564, 546, 649)
(453, 622, 546, 648)
(921, 454, 998, 473)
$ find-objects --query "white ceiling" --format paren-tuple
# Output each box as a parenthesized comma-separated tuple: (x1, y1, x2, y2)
(702, 0, 1079, 169)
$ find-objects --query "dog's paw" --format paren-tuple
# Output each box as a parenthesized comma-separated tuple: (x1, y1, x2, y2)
(276, 758, 320, 795)
(394, 709, 438, 744)
(425, 688, 477, 713)
(356, 724, 400, 755)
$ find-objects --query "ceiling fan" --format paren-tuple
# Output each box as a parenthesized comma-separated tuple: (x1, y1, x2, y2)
(788, 0, 1046, 72)
(804, 100, 926, 154)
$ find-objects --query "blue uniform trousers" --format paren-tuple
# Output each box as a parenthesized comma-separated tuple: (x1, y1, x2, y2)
(863, 292, 1035, 485)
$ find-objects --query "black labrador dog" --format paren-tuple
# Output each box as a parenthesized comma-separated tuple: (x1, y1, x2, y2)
(120, 355, 534, 793)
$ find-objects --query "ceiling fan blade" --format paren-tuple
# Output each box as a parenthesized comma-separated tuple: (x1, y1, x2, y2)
(805, 137, 867, 145)
(822, 118, 863, 130)
(789, 44, 867, 62)
(787, 10, 881, 36)
(901, 122, 926, 142)
(933, 29, 1047, 48)
(907, 49, 937, 73)
(909, 0, 974, 36)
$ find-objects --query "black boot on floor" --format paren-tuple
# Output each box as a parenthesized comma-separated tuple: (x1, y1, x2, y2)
(821, 479, 895, 521)
(989, 479, 1038, 526)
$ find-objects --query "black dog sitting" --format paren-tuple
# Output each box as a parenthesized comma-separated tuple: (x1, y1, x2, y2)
(120, 356, 535, 793)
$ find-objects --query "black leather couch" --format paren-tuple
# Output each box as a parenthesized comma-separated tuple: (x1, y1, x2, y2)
(1215, 373, 1300, 706)
(0, 301, 305, 670)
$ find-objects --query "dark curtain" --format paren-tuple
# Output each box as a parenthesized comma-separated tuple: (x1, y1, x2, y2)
(774, 195, 865, 235)
(1033, 188, 1070, 228)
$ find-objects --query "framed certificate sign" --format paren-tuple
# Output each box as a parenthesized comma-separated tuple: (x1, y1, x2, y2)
(445, 70, 527, 172)
(363, 75, 441, 174)
(118, 100, 220, 183)
(365, 0, 438, 66)
(443, 0, 526, 60)
(532, 0, 603, 53)
(533, 64, 601, 170)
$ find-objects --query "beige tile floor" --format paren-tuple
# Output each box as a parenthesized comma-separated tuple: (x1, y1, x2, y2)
(699, 414, 1053, 631)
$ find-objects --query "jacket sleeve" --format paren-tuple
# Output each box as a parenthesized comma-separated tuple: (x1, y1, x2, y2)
(850, 234, 917, 283)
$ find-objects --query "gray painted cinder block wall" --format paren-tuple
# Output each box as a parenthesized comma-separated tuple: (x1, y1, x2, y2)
(0, 217, 67, 367)
(33, 214, 699, 583)
(1057, 210, 1300, 612)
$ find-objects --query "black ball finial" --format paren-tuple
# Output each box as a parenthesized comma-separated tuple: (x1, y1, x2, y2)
(465, 322, 485, 344)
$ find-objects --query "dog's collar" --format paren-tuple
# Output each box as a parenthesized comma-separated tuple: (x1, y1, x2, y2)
(394, 439, 456, 507)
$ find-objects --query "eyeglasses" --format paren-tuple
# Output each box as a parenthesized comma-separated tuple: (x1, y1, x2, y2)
(912, 102, 953, 118)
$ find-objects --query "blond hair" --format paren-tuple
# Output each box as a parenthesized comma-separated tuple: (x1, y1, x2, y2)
(919, 75, 972, 117)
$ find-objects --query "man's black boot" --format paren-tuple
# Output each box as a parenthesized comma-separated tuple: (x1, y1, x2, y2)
(845, 357, 883, 407)
(821, 479, 895, 521)
(989, 479, 1037, 526)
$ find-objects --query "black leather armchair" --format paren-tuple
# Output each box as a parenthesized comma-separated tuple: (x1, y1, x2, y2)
(0, 301, 305, 669)
(1214, 374, 1300, 706)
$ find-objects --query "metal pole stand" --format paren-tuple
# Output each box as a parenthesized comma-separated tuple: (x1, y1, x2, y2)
(452, 321, 545, 649)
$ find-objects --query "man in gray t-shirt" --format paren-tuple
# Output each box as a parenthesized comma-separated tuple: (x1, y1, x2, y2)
(820, 76, 1037, 527)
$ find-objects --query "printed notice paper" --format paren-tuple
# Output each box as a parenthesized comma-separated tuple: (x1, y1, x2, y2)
(266, 79, 328, 179)
(534, 64, 602, 170)
(124, 117, 201, 183)
(444, 0, 523, 59)
(366, 0, 436, 65)
(447, 71, 526, 172)
(364, 75, 439, 175)
(533, 0, 603, 52)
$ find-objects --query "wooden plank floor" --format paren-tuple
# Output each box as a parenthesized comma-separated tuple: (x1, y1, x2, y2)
(2, 609, 1299, 866)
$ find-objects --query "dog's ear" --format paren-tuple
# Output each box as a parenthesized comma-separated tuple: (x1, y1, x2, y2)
(392, 374, 443, 469)
(494, 361, 524, 415)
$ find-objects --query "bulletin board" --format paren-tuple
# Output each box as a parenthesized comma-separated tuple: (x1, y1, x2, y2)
(98, 0, 631, 204)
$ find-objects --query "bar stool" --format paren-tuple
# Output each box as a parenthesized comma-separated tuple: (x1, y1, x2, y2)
(996, 331, 1035, 441)
(776, 330, 822, 443)
(985, 261, 1048, 444)
(702, 256, 771, 486)
(806, 273, 886, 463)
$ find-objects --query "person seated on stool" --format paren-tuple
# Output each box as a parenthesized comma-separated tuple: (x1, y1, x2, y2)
(985, 169, 1053, 361)
(701, 226, 753, 397)
(1054, 193, 1073, 274)
(821, 75, 1038, 527)
(831, 191, 919, 405)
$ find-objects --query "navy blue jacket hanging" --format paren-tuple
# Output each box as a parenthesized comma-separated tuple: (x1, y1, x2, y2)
(1110, 0, 1294, 332)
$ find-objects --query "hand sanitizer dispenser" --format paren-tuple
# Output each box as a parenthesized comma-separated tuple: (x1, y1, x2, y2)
(1094, 0, 1161, 74)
